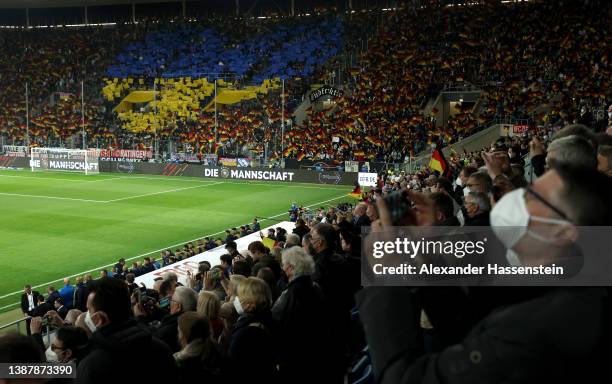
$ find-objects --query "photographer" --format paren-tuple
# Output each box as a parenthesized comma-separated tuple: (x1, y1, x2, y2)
(75, 277, 177, 384)
(357, 166, 612, 383)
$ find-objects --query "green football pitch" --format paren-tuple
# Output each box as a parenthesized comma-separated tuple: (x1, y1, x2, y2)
(0, 168, 352, 312)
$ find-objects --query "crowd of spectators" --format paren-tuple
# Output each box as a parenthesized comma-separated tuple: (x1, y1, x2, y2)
(2, 2, 612, 381)
(3, 2, 608, 163)
(282, 0, 611, 162)
(4, 116, 612, 382)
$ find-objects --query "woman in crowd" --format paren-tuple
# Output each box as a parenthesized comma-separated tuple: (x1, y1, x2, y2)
(175, 311, 225, 384)
(228, 277, 278, 382)
(197, 291, 223, 340)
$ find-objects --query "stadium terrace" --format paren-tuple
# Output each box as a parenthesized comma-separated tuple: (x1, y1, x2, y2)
(0, 1, 611, 383)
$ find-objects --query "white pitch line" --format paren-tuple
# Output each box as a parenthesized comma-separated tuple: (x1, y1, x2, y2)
(103, 181, 225, 203)
(0, 173, 124, 184)
(112, 175, 349, 190)
(0, 193, 349, 308)
(0, 192, 106, 203)
(0, 174, 107, 183)
(0, 172, 350, 190)
(84, 177, 124, 183)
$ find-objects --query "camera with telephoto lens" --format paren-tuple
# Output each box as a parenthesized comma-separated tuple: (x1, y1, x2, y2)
(383, 189, 412, 225)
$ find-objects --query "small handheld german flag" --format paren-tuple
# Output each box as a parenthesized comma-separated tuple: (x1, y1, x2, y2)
(348, 181, 362, 199)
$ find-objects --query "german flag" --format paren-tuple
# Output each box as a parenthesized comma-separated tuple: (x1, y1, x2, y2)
(429, 148, 449, 176)
(348, 182, 362, 199)
(296, 151, 306, 161)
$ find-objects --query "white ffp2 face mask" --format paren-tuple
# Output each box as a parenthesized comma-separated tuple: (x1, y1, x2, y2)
(84, 310, 98, 333)
(233, 296, 244, 315)
(490, 188, 530, 249)
(491, 188, 570, 251)
(45, 347, 59, 363)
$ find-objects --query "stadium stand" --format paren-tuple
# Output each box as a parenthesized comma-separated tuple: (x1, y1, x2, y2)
(1, 1, 612, 383)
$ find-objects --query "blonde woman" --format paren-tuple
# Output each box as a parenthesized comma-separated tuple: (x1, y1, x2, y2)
(228, 277, 277, 381)
(196, 291, 223, 340)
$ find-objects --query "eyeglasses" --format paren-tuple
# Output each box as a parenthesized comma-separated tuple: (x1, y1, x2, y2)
(525, 187, 570, 221)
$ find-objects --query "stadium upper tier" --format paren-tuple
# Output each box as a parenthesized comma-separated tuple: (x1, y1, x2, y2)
(105, 19, 343, 83)
(0, 1, 609, 162)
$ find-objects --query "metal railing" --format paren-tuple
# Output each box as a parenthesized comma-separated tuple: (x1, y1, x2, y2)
(0, 316, 53, 346)
(0, 316, 29, 334)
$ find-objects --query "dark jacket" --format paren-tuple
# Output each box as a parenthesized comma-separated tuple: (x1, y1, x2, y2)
(229, 311, 278, 382)
(76, 319, 177, 384)
(464, 212, 491, 226)
(353, 214, 371, 230)
(73, 283, 89, 312)
(251, 254, 282, 281)
(356, 286, 611, 384)
(141, 264, 155, 274)
(272, 275, 332, 383)
(45, 290, 61, 306)
(292, 225, 310, 240)
(21, 291, 41, 315)
(32, 302, 52, 317)
(312, 248, 360, 380)
(56, 305, 68, 319)
(154, 312, 182, 353)
(531, 154, 546, 178)
(174, 339, 226, 384)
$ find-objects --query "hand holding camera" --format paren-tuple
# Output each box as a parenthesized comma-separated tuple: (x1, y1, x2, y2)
(30, 316, 44, 334)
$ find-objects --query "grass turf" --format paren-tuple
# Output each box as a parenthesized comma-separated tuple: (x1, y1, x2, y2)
(0, 168, 352, 313)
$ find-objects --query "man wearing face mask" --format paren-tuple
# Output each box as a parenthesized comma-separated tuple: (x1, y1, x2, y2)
(463, 191, 491, 226)
(356, 166, 612, 384)
(490, 166, 611, 268)
(76, 277, 177, 384)
(45, 326, 88, 364)
(154, 286, 198, 353)
(454, 165, 477, 198)
(272, 247, 330, 383)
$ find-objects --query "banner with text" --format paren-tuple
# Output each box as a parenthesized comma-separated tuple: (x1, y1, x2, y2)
(362, 226, 612, 286)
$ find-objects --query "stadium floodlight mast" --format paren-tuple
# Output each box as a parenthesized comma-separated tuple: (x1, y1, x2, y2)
(81, 81, 86, 150)
(214, 78, 218, 143)
(25, 83, 30, 147)
(281, 78, 285, 164)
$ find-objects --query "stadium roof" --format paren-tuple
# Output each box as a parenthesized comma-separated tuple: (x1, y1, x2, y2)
(0, 0, 182, 9)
